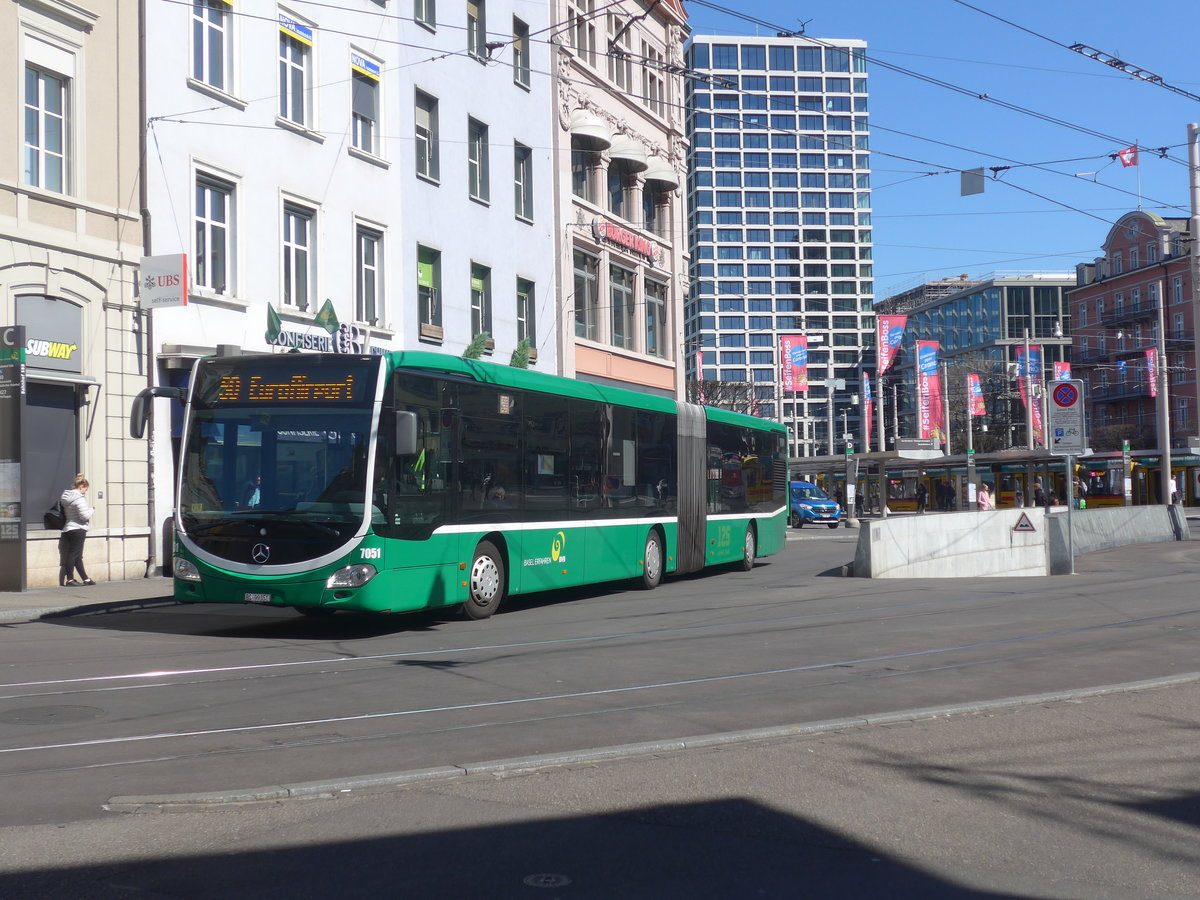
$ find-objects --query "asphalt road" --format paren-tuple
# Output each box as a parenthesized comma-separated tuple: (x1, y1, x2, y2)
(2, 529, 1199, 896)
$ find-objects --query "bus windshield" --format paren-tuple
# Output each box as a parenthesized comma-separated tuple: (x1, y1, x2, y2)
(178, 355, 379, 564)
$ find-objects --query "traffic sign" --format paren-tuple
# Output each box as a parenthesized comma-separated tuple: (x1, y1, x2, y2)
(1048, 378, 1086, 455)
(1013, 512, 1036, 533)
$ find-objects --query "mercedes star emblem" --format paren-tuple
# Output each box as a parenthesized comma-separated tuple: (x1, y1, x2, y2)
(251, 543, 271, 564)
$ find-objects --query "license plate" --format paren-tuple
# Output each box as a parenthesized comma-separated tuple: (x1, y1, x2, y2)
(244, 592, 273, 604)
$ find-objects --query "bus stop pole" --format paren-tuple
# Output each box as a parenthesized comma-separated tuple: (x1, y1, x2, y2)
(1065, 453, 1075, 575)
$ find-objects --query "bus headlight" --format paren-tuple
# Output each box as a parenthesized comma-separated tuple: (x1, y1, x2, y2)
(174, 557, 201, 582)
(327, 564, 377, 589)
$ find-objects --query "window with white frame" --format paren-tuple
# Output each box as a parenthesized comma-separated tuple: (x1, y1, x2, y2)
(516, 277, 535, 347)
(1176, 397, 1190, 428)
(278, 14, 313, 127)
(192, 0, 233, 92)
(356, 225, 382, 324)
(568, 0, 596, 66)
(1077, 300, 1087, 328)
(1146, 240, 1157, 263)
(1173, 276, 1184, 305)
(512, 17, 530, 88)
(470, 263, 492, 339)
(514, 142, 533, 222)
(642, 42, 665, 116)
(418, 245, 442, 333)
(1129, 247, 1139, 270)
(468, 118, 489, 202)
(23, 65, 69, 193)
(195, 174, 234, 294)
(608, 166, 634, 218)
(415, 90, 439, 180)
(415, 0, 435, 30)
(1175, 313, 1185, 340)
(607, 15, 632, 90)
(645, 278, 667, 358)
(574, 250, 599, 340)
(467, 0, 485, 61)
(610, 264, 635, 350)
(282, 201, 315, 311)
(350, 55, 381, 155)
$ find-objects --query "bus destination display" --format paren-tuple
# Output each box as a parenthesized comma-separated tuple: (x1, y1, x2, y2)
(200, 359, 375, 407)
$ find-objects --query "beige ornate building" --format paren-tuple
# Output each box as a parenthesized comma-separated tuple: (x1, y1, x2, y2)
(0, 0, 146, 586)
(553, 0, 689, 398)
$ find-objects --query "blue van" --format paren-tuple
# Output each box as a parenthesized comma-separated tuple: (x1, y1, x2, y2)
(789, 481, 842, 529)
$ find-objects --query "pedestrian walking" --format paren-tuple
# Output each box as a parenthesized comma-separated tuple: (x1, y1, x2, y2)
(916, 481, 928, 514)
(977, 482, 994, 511)
(1169, 475, 1180, 505)
(58, 473, 95, 587)
(1034, 478, 1046, 507)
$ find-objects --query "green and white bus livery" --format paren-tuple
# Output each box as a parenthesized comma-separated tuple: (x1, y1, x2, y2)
(131, 351, 787, 619)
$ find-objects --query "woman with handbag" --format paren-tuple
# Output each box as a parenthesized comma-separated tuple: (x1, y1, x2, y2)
(59, 474, 95, 587)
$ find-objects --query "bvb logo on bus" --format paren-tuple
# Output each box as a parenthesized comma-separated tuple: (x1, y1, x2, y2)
(551, 531, 566, 563)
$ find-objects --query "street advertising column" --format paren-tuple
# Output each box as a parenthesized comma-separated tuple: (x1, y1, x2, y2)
(0, 326, 27, 591)
(916, 340, 942, 440)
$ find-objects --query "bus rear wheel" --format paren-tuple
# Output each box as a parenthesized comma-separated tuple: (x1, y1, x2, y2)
(464, 540, 505, 620)
(640, 529, 664, 590)
(739, 525, 756, 571)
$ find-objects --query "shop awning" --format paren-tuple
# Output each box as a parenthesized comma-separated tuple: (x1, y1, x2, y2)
(643, 158, 681, 190)
(608, 135, 649, 172)
(569, 110, 611, 151)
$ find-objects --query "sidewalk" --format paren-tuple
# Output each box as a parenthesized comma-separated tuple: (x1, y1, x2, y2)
(0, 575, 176, 624)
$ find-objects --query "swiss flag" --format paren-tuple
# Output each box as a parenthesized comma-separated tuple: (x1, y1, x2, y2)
(1116, 144, 1139, 167)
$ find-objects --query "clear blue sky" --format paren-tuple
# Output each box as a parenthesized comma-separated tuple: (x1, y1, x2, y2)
(685, 0, 1200, 301)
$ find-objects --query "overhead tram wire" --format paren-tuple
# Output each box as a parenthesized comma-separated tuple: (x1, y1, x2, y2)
(685, 0, 1186, 162)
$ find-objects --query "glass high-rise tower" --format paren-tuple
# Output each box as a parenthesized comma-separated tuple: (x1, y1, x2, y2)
(685, 36, 875, 458)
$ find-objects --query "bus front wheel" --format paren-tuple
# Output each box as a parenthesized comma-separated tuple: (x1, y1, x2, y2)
(739, 525, 756, 572)
(465, 540, 505, 620)
(640, 529, 664, 590)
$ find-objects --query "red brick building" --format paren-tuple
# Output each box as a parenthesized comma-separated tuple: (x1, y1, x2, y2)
(1070, 211, 1197, 451)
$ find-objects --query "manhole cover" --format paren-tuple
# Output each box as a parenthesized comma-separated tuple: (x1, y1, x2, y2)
(522, 873, 572, 888)
(0, 705, 107, 725)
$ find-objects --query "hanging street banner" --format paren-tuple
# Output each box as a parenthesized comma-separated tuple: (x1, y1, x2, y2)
(139, 254, 188, 309)
(916, 340, 943, 440)
(878, 315, 907, 375)
(779, 334, 809, 393)
(967, 373, 986, 416)
(1054, 361, 1072, 382)
(861, 370, 873, 452)
(1145, 348, 1158, 398)
(1016, 344, 1045, 447)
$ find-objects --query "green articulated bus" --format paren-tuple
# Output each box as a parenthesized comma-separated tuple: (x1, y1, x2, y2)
(131, 351, 787, 619)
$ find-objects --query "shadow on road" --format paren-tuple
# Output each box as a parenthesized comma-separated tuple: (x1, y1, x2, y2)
(0, 797, 1009, 899)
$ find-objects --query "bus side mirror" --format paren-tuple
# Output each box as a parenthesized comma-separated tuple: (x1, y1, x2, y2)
(129, 386, 184, 439)
(395, 410, 418, 456)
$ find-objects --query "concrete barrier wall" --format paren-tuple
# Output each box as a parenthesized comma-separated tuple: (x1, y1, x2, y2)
(854, 506, 1188, 579)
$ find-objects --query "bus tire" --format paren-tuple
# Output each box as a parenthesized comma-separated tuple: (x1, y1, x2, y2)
(640, 529, 664, 590)
(739, 525, 756, 571)
(464, 540, 505, 620)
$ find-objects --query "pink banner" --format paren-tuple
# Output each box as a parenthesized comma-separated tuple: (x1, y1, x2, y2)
(1146, 348, 1158, 398)
(779, 335, 809, 393)
(862, 370, 873, 452)
(1016, 345, 1045, 446)
(878, 315, 907, 375)
(967, 373, 986, 416)
(916, 341, 943, 440)
(1053, 361, 1071, 382)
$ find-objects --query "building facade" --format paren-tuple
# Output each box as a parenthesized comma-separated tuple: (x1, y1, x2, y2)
(2, 0, 145, 586)
(1070, 211, 1197, 451)
(554, 0, 689, 397)
(141, 0, 559, 564)
(879, 273, 1074, 452)
(684, 35, 875, 457)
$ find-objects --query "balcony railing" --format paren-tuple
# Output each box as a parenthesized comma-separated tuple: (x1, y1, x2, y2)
(1099, 297, 1159, 327)
(1091, 381, 1153, 401)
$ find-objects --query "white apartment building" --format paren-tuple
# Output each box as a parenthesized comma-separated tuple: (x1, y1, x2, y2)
(553, 0, 688, 398)
(2, 0, 144, 586)
(685, 35, 875, 457)
(142, 0, 558, 564)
